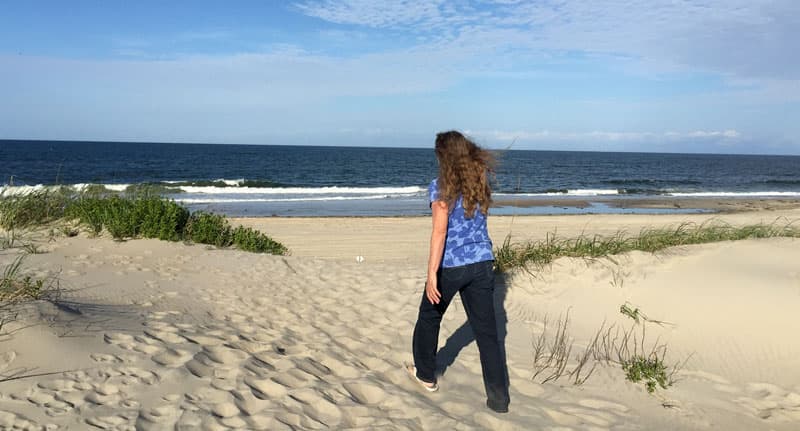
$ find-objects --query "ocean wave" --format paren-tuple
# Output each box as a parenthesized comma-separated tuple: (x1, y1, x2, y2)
(174, 186, 425, 195)
(496, 189, 620, 197)
(176, 195, 400, 203)
(161, 179, 291, 188)
(0, 183, 426, 197)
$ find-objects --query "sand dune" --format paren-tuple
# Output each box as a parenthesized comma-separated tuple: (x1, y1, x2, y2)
(1, 210, 799, 430)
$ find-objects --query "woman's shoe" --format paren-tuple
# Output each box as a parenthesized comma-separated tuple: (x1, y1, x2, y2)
(404, 363, 439, 392)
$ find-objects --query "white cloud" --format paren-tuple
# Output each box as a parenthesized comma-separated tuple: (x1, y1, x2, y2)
(296, 0, 800, 81)
(295, 0, 450, 29)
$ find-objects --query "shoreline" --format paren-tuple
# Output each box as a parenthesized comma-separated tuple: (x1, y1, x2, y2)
(492, 196, 800, 213)
(217, 196, 800, 218)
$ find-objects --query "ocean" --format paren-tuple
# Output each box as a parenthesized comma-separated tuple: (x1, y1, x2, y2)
(2, 140, 800, 216)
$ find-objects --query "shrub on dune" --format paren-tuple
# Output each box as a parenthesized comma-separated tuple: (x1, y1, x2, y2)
(232, 226, 289, 255)
(0, 192, 288, 255)
(185, 211, 233, 247)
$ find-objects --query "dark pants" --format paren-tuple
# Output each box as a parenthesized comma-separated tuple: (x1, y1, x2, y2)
(412, 260, 510, 411)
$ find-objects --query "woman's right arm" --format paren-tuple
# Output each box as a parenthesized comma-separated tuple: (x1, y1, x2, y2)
(425, 200, 448, 304)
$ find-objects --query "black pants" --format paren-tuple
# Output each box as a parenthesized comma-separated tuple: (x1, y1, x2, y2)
(412, 260, 510, 411)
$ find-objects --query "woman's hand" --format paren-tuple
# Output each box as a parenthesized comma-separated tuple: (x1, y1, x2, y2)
(425, 275, 441, 304)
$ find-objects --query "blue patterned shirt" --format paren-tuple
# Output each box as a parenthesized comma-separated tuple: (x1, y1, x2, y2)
(428, 179, 494, 268)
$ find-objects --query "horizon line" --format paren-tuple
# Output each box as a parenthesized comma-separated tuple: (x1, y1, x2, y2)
(1, 138, 798, 158)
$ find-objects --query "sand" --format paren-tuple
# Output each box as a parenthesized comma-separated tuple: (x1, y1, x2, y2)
(0, 208, 799, 430)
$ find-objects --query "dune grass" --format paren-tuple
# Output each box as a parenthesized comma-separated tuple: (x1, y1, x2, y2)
(0, 188, 72, 230)
(0, 190, 288, 255)
(0, 253, 64, 332)
(0, 255, 45, 303)
(494, 219, 800, 273)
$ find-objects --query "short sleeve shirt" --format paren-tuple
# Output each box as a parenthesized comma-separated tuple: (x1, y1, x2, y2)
(428, 178, 494, 268)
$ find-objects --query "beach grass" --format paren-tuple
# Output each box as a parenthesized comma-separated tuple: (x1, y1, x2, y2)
(0, 255, 44, 304)
(494, 219, 800, 273)
(0, 191, 288, 255)
(0, 188, 72, 230)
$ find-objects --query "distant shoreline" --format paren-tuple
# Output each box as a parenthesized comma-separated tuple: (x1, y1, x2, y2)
(493, 196, 800, 214)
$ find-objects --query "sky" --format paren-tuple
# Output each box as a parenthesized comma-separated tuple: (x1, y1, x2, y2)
(1, 1, 798, 154)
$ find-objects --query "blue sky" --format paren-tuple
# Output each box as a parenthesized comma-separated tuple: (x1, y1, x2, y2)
(1, 1, 798, 154)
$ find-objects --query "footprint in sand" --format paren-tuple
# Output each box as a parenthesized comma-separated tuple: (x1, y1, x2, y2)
(152, 347, 194, 367)
(342, 381, 386, 405)
(291, 388, 343, 428)
(89, 353, 126, 364)
(37, 379, 76, 392)
(244, 356, 279, 377)
(273, 369, 312, 389)
(244, 376, 289, 399)
(185, 345, 248, 378)
(85, 414, 131, 430)
(176, 409, 203, 429)
(118, 366, 160, 385)
(204, 345, 248, 364)
(294, 357, 333, 380)
(135, 405, 181, 431)
(0, 411, 55, 431)
(131, 336, 163, 355)
(84, 383, 122, 407)
(231, 389, 273, 416)
(183, 332, 227, 346)
(738, 382, 800, 421)
(143, 328, 185, 344)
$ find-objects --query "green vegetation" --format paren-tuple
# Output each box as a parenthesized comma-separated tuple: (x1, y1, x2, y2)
(495, 220, 800, 273)
(0, 253, 63, 332)
(623, 354, 671, 393)
(531, 312, 685, 393)
(136, 197, 190, 241)
(232, 225, 289, 255)
(184, 212, 290, 254)
(0, 255, 45, 303)
(65, 196, 190, 241)
(186, 212, 232, 247)
(619, 302, 671, 326)
(0, 190, 287, 255)
(0, 189, 71, 230)
(80, 184, 115, 197)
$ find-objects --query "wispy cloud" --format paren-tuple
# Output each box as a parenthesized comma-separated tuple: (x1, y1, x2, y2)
(460, 129, 761, 153)
(296, 0, 800, 81)
(295, 0, 451, 29)
(466, 129, 742, 143)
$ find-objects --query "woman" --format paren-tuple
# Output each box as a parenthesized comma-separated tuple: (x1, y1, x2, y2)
(407, 130, 510, 413)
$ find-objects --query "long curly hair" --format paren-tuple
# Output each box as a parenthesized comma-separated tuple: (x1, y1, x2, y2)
(435, 130, 495, 218)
